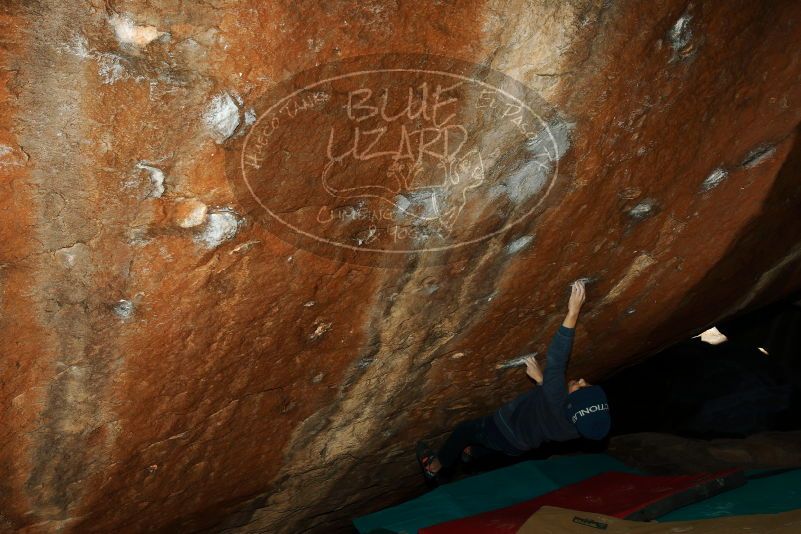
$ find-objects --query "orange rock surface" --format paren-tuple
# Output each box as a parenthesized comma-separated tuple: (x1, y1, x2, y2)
(1, 1, 801, 532)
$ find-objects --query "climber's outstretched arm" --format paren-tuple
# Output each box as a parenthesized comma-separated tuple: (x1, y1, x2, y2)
(541, 280, 586, 406)
(562, 280, 586, 329)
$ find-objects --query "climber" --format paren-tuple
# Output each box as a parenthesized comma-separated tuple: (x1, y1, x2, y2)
(416, 279, 611, 485)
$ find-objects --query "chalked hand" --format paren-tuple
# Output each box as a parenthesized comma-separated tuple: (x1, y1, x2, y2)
(568, 280, 586, 315)
(524, 355, 543, 385)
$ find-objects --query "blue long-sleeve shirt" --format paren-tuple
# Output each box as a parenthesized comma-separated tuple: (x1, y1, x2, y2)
(491, 325, 580, 452)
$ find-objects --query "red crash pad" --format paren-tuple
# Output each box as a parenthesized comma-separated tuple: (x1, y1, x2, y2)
(420, 469, 744, 534)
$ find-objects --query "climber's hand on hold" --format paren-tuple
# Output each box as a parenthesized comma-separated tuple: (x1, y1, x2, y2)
(563, 280, 586, 329)
(524, 355, 543, 385)
(567, 280, 586, 315)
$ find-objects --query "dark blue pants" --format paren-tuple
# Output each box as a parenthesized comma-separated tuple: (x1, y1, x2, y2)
(437, 415, 523, 475)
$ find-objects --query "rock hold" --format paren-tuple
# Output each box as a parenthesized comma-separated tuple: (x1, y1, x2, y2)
(203, 92, 241, 143)
(108, 13, 166, 48)
(197, 208, 242, 248)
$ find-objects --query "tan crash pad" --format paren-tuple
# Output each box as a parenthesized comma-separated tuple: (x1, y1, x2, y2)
(517, 506, 801, 533)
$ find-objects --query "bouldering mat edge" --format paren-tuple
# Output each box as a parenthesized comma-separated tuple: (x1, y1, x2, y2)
(419, 469, 744, 534)
(518, 505, 801, 533)
(352, 454, 639, 534)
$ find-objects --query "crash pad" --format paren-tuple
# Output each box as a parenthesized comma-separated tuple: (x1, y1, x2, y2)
(658, 467, 801, 521)
(518, 505, 801, 533)
(352, 454, 639, 534)
(420, 469, 744, 533)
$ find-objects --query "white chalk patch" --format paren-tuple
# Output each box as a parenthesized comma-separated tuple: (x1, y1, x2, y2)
(393, 194, 411, 215)
(203, 92, 241, 143)
(109, 13, 165, 48)
(701, 167, 728, 192)
(0, 144, 12, 161)
(61, 33, 145, 85)
(505, 157, 550, 203)
(54, 243, 88, 269)
(356, 357, 374, 369)
(114, 299, 134, 318)
(629, 199, 655, 219)
(176, 199, 208, 228)
(506, 235, 534, 255)
(65, 34, 91, 59)
(136, 163, 165, 198)
(244, 108, 257, 126)
(96, 53, 127, 84)
(423, 282, 439, 295)
(496, 352, 538, 370)
(197, 208, 241, 248)
(669, 13, 693, 57)
(486, 183, 508, 200)
(503, 119, 574, 203)
(527, 119, 574, 162)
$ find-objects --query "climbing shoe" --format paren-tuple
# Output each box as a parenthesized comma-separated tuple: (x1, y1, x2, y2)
(416, 441, 441, 486)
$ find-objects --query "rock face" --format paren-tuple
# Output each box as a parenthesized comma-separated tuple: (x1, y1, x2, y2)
(1, 1, 801, 532)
